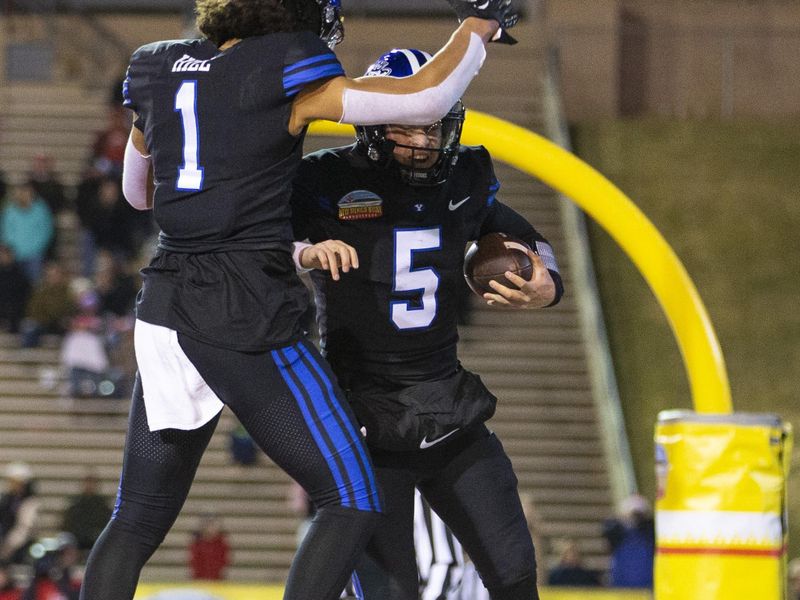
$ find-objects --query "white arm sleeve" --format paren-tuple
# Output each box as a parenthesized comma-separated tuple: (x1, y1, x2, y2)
(292, 241, 313, 273)
(340, 32, 486, 126)
(122, 134, 152, 211)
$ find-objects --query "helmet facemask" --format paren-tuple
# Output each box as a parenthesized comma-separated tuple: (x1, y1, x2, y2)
(356, 101, 465, 187)
(354, 48, 465, 186)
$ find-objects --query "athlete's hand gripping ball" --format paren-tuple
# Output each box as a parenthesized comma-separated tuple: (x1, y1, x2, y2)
(484, 251, 556, 308)
(446, 0, 519, 44)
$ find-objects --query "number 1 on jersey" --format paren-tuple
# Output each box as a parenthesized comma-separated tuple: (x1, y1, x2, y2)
(175, 81, 204, 191)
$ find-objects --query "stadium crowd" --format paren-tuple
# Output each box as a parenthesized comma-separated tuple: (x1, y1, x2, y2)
(0, 103, 153, 401)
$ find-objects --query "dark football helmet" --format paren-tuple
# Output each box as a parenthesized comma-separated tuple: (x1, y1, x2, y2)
(354, 48, 466, 186)
(285, 0, 344, 48)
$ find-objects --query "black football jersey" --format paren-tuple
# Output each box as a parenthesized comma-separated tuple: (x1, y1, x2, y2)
(122, 32, 344, 350)
(123, 32, 344, 252)
(291, 144, 557, 385)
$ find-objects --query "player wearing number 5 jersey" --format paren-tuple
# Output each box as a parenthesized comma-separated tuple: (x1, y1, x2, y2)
(82, 1, 519, 599)
(290, 48, 563, 600)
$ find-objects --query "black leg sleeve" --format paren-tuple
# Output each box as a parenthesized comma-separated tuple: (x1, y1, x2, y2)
(419, 432, 539, 600)
(284, 505, 380, 600)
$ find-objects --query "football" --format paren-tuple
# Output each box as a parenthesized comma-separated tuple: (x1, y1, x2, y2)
(463, 233, 533, 296)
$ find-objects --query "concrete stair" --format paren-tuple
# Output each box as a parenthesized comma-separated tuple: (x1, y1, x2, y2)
(0, 334, 302, 583)
(0, 84, 109, 186)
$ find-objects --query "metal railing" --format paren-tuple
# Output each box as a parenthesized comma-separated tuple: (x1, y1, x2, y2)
(542, 44, 638, 505)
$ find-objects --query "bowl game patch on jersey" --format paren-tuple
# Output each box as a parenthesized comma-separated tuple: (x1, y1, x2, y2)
(338, 190, 383, 220)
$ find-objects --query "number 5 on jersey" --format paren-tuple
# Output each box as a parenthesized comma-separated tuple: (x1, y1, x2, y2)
(175, 81, 204, 191)
(391, 228, 441, 330)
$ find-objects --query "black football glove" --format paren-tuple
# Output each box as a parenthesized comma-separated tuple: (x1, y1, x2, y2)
(447, 0, 519, 44)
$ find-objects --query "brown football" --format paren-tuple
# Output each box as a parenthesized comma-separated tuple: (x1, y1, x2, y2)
(463, 233, 533, 296)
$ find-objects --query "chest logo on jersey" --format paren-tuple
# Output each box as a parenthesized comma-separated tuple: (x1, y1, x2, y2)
(172, 54, 211, 73)
(337, 190, 383, 221)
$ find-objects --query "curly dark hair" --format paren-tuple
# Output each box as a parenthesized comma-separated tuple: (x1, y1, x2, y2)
(196, 0, 322, 47)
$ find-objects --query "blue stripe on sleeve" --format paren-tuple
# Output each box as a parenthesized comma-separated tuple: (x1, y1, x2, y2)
(272, 347, 350, 508)
(285, 344, 374, 512)
(351, 572, 365, 600)
(296, 341, 381, 512)
(122, 74, 133, 107)
(284, 52, 339, 75)
(284, 62, 345, 98)
(487, 180, 500, 206)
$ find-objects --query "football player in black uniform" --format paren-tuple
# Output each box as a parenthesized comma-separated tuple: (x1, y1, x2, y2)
(290, 49, 563, 600)
(84, 1, 520, 599)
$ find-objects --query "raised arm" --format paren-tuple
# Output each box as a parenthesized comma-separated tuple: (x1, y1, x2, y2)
(289, 17, 501, 134)
(122, 125, 153, 211)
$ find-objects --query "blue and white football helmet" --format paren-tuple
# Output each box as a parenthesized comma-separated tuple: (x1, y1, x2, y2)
(355, 48, 465, 186)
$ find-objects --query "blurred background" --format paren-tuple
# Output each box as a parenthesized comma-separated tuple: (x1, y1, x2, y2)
(0, 0, 797, 597)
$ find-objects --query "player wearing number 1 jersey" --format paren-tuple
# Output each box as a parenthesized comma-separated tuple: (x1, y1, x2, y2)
(82, 1, 519, 599)
(290, 49, 563, 600)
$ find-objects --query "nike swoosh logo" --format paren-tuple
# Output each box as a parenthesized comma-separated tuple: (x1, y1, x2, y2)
(419, 428, 460, 449)
(477, 1, 491, 9)
(448, 196, 470, 211)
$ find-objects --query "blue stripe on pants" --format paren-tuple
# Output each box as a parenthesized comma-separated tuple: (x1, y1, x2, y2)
(282, 343, 373, 511)
(296, 341, 381, 511)
(272, 347, 350, 507)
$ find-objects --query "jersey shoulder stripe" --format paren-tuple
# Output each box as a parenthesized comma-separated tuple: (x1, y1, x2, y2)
(283, 56, 344, 97)
(284, 52, 339, 75)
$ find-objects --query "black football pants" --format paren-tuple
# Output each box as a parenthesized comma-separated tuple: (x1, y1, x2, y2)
(357, 425, 539, 600)
(80, 336, 381, 600)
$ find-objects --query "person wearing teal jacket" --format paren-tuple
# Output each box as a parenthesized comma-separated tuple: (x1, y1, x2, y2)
(0, 182, 53, 283)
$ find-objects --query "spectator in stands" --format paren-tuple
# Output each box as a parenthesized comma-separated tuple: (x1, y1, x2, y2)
(89, 106, 130, 179)
(60, 287, 123, 399)
(0, 463, 39, 565)
(547, 538, 602, 587)
(93, 251, 137, 394)
(74, 174, 102, 278)
(602, 493, 655, 589)
(0, 563, 21, 600)
(790, 557, 800, 600)
(228, 422, 258, 468)
(19, 262, 75, 348)
(188, 514, 230, 581)
(94, 250, 137, 319)
(75, 177, 136, 276)
(0, 182, 53, 284)
(21, 533, 81, 600)
(61, 473, 112, 556)
(0, 245, 31, 334)
(27, 153, 67, 262)
(27, 154, 67, 216)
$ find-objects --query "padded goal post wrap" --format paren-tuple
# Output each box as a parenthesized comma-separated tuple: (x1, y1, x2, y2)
(654, 411, 793, 600)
